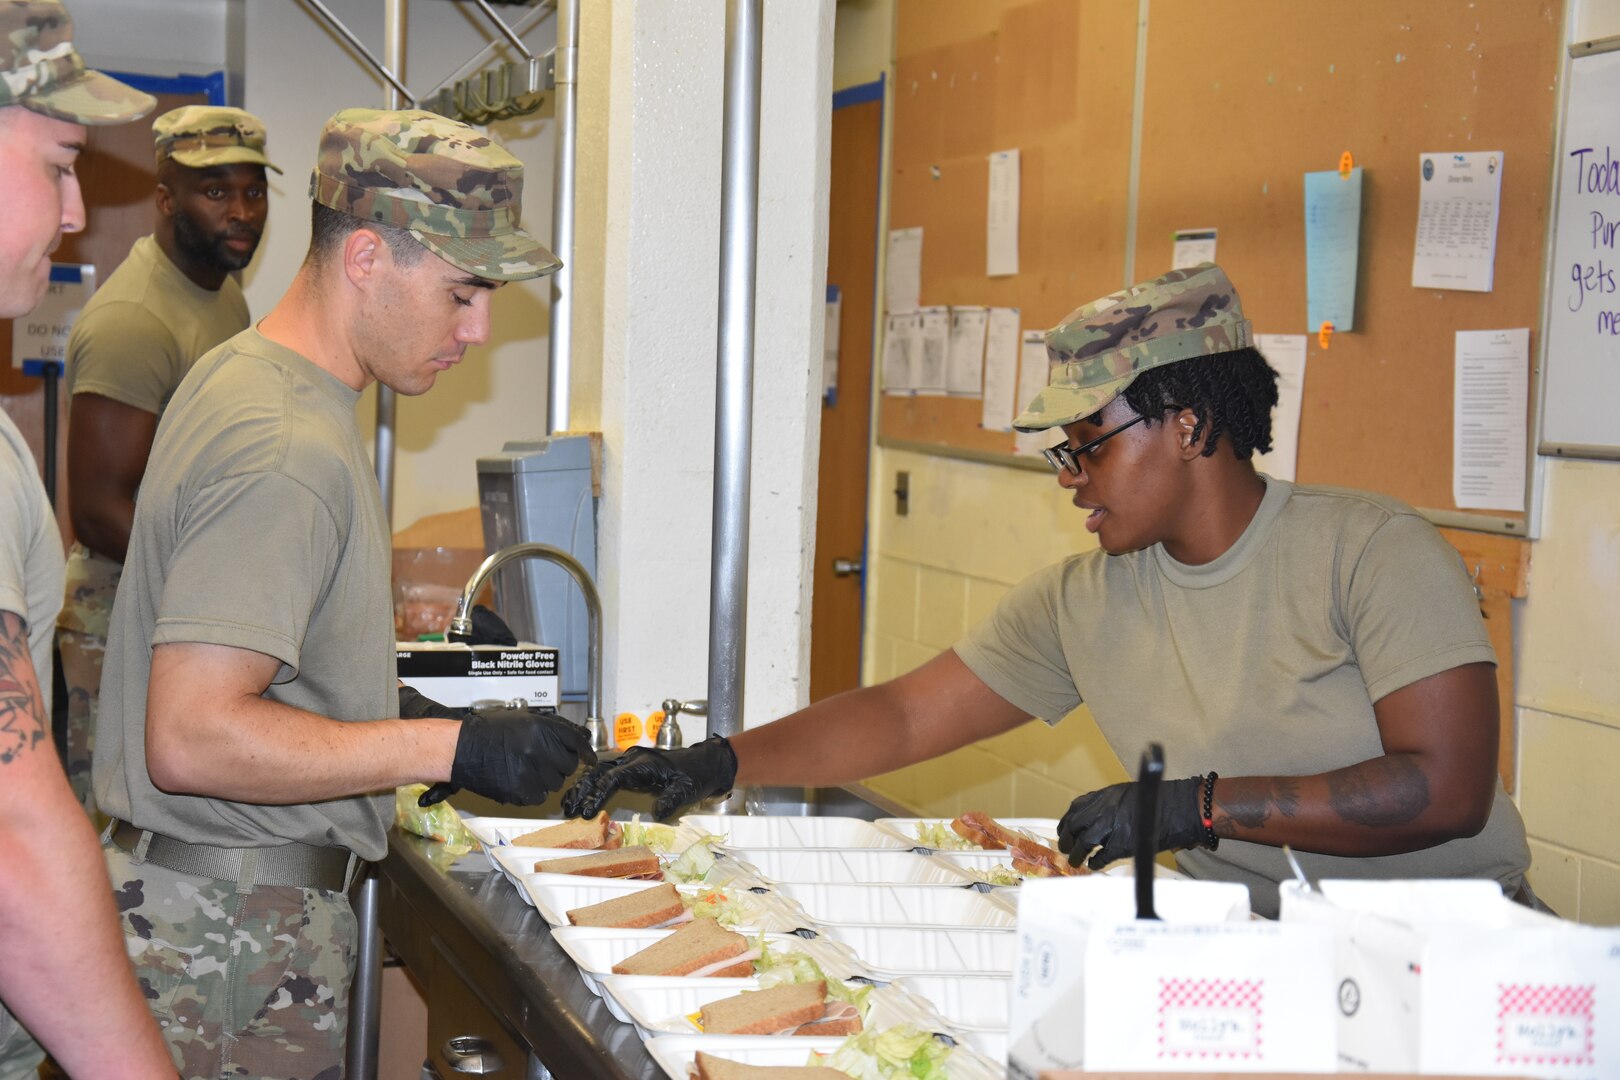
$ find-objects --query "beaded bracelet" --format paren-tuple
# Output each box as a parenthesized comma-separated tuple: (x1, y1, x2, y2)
(1200, 771, 1220, 850)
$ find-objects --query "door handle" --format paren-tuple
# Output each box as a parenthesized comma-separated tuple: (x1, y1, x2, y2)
(832, 557, 863, 577)
(442, 1035, 505, 1074)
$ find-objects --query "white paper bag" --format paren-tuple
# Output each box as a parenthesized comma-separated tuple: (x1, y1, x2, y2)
(1009, 876, 1336, 1077)
(1280, 877, 1620, 1078)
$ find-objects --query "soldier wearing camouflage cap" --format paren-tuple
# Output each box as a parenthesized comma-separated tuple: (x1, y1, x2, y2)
(563, 263, 1535, 921)
(0, 4, 178, 1078)
(95, 107, 583, 1077)
(57, 103, 275, 827)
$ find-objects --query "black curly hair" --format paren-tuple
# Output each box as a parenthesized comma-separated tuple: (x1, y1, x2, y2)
(1117, 347, 1280, 460)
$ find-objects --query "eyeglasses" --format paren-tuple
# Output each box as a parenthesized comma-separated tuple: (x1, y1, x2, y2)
(1043, 413, 1149, 474)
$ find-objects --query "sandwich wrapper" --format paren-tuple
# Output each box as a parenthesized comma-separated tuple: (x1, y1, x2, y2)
(1280, 877, 1620, 1078)
(1008, 874, 1337, 1076)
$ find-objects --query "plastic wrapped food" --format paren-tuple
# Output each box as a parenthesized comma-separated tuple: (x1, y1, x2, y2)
(395, 784, 476, 855)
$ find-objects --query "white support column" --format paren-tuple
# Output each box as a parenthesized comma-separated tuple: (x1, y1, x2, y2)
(572, 0, 833, 742)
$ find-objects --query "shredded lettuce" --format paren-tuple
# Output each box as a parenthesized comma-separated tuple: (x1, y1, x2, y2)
(963, 863, 1023, 886)
(755, 939, 872, 1016)
(913, 821, 978, 851)
(665, 835, 726, 883)
(618, 814, 678, 853)
(681, 887, 756, 928)
(394, 786, 476, 855)
(820, 1025, 953, 1079)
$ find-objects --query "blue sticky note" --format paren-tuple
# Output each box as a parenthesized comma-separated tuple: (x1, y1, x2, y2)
(1304, 167, 1362, 332)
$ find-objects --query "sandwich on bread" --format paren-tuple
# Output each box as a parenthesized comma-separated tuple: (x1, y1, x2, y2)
(691, 1052, 844, 1079)
(698, 980, 863, 1037)
(951, 810, 1086, 876)
(533, 845, 661, 879)
(566, 883, 685, 928)
(511, 811, 621, 850)
(610, 917, 755, 977)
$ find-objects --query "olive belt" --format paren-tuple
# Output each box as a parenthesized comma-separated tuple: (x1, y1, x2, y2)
(110, 820, 358, 894)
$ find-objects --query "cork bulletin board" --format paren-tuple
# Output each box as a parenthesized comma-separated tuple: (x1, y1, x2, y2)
(882, 0, 1563, 530)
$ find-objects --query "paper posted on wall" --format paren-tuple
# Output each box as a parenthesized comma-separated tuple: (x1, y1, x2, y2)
(1412, 151, 1504, 292)
(1171, 228, 1217, 271)
(987, 149, 1020, 277)
(1453, 328, 1528, 512)
(881, 311, 919, 395)
(1253, 333, 1308, 481)
(885, 227, 922, 314)
(980, 308, 1021, 432)
(946, 306, 988, 396)
(1012, 330, 1051, 457)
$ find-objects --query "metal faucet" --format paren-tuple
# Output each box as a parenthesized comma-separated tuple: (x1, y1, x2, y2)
(657, 698, 707, 750)
(449, 542, 608, 752)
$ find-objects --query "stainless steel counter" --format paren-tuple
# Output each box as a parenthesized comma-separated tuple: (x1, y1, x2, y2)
(376, 785, 908, 1079)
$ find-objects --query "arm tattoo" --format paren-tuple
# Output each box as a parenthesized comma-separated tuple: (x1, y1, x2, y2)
(0, 611, 47, 764)
(1212, 777, 1304, 839)
(1328, 755, 1431, 827)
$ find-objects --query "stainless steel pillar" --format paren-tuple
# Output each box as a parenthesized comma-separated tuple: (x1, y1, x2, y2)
(348, 3, 406, 1077)
(546, 0, 579, 435)
(706, 0, 764, 807)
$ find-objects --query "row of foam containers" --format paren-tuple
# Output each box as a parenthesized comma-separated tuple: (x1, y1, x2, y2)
(464, 813, 1051, 1078)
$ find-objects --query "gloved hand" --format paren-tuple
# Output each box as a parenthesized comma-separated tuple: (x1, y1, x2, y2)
(1056, 776, 1205, 870)
(399, 684, 472, 722)
(561, 734, 738, 822)
(419, 707, 598, 807)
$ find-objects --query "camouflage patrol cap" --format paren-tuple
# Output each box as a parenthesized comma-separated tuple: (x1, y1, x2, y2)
(154, 105, 281, 173)
(0, 0, 154, 124)
(1013, 263, 1252, 432)
(309, 107, 559, 282)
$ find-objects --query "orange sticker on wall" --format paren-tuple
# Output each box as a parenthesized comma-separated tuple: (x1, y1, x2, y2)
(645, 710, 667, 745)
(614, 712, 643, 751)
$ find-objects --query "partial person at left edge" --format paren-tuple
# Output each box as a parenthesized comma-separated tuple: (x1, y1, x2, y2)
(0, 0, 182, 1077)
(57, 104, 275, 816)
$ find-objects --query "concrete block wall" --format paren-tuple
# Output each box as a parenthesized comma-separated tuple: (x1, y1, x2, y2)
(859, 449, 1129, 817)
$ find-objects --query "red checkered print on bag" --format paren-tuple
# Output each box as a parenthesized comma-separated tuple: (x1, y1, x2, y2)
(1496, 983, 1596, 1068)
(1156, 977, 1265, 1059)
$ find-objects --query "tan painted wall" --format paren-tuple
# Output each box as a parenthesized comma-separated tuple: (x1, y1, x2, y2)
(848, 0, 1620, 925)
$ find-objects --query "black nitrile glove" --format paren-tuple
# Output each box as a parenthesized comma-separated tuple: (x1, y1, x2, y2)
(1056, 776, 1204, 870)
(399, 684, 472, 722)
(561, 734, 738, 822)
(419, 708, 597, 807)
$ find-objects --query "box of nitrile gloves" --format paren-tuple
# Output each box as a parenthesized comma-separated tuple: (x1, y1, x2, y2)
(395, 642, 561, 709)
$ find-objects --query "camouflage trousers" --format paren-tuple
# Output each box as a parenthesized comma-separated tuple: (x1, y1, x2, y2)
(55, 627, 104, 817)
(0, 1007, 44, 1080)
(57, 543, 121, 818)
(105, 840, 358, 1080)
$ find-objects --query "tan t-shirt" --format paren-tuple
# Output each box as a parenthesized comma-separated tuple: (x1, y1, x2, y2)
(0, 409, 63, 714)
(94, 329, 396, 859)
(59, 235, 250, 639)
(64, 234, 248, 413)
(955, 477, 1530, 916)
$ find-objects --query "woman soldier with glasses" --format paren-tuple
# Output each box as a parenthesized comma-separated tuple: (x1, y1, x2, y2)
(564, 264, 1535, 918)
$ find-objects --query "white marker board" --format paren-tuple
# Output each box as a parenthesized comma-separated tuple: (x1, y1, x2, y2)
(1540, 47, 1620, 456)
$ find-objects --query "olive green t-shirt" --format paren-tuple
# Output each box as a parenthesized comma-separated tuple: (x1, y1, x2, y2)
(0, 409, 63, 714)
(955, 477, 1530, 916)
(59, 236, 251, 640)
(94, 329, 396, 859)
(64, 234, 248, 413)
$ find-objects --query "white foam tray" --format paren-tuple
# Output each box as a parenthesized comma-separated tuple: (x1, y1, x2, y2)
(491, 845, 668, 903)
(722, 848, 979, 886)
(817, 925, 1016, 978)
(873, 816, 1060, 851)
(923, 850, 1029, 887)
(528, 878, 811, 934)
(600, 975, 948, 1042)
(643, 1034, 1004, 1080)
(465, 815, 694, 853)
(952, 1026, 1005, 1062)
(769, 882, 1016, 929)
(549, 927, 869, 996)
(890, 973, 1013, 1030)
(680, 814, 911, 851)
